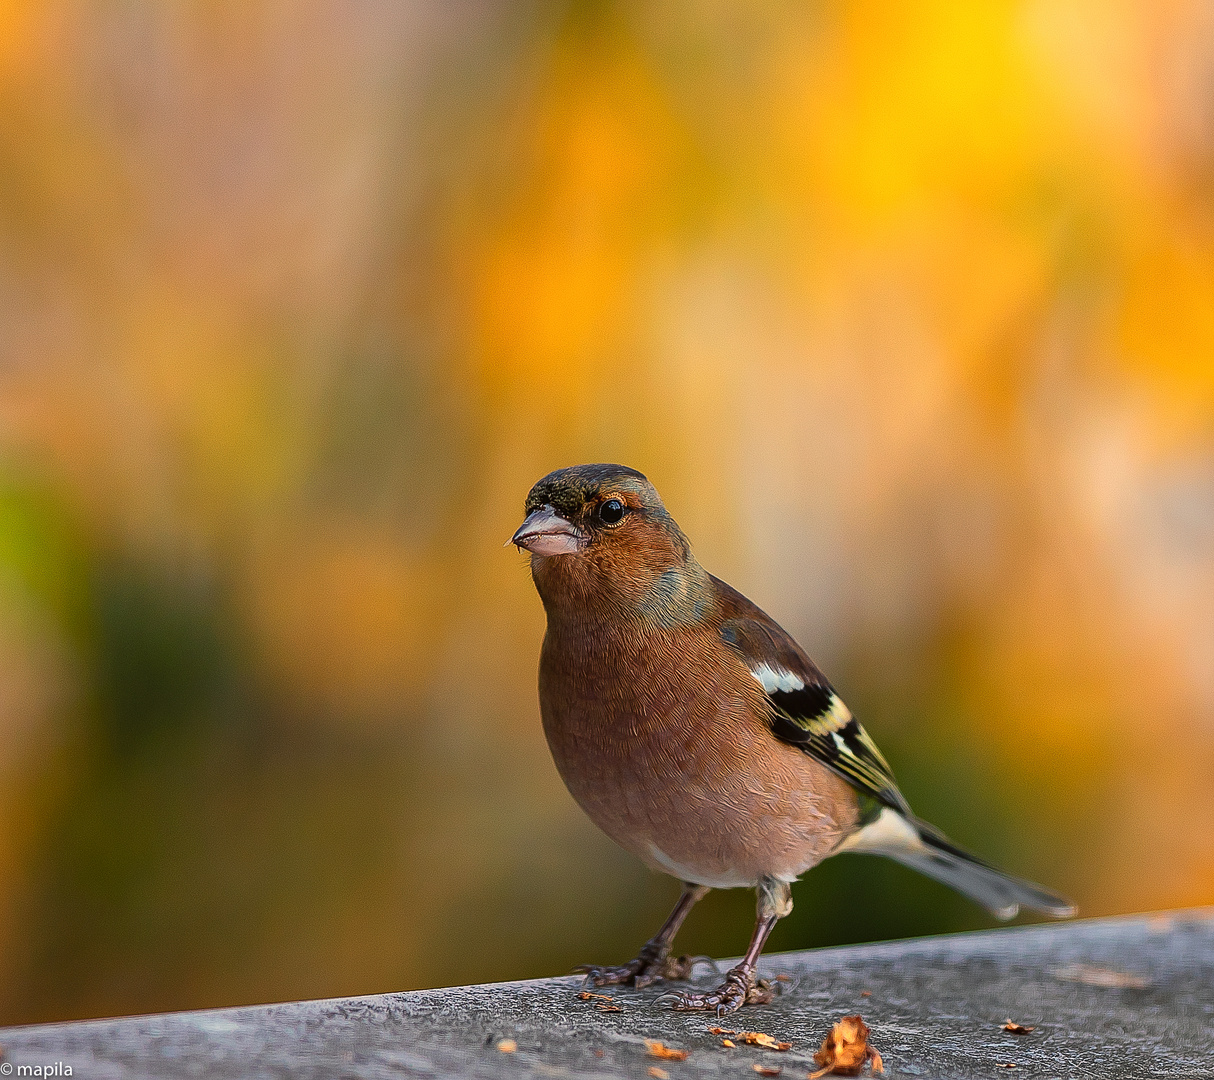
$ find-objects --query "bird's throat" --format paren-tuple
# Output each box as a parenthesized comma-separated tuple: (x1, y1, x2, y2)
(534, 552, 713, 632)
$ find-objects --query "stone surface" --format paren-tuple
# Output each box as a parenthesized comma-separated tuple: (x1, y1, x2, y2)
(1, 910, 1211, 1079)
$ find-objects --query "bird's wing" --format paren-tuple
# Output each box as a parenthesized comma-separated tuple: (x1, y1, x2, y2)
(716, 590, 910, 816)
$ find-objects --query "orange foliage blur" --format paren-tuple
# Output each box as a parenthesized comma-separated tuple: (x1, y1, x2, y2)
(0, 0, 1210, 1025)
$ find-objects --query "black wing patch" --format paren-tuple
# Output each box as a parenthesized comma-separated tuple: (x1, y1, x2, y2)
(766, 686, 910, 815)
(721, 619, 909, 815)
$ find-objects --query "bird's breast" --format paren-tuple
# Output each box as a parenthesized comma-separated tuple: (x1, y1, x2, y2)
(537, 619, 858, 887)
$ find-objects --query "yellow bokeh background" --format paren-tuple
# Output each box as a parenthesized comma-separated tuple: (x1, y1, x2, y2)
(0, 0, 1211, 1024)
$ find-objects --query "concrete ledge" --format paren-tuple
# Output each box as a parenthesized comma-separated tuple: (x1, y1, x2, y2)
(1, 910, 1211, 1079)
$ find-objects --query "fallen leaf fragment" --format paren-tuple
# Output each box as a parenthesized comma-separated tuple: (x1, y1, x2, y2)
(1001, 1020, 1034, 1035)
(1052, 964, 1150, 989)
(737, 1032, 792, 1051)
(753, 1065, 781, 1077)
(708, 1027, 736, 1035)
(496, 1039, 517, 1054)
(775, 974, 792, 982)
(721, 1039, 736, 1048)
(595, 1003, 623, 1012)
(645, 1040, 689, 1062)
(810, 1015, 883, 1078)
(578, 991, 615, 1001)
(648, 1068, 669, 1079)
(859, 991, 872, 998)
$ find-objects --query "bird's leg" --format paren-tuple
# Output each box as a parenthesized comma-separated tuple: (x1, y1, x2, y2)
(576, 883, 710, 989)
(661, 878, 790, 1016)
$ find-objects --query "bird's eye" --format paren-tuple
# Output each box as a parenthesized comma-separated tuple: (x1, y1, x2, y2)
(598, 498, 625, 525)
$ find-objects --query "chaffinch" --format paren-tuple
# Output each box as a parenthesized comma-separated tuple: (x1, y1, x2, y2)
(511, 463, 1074, 1016)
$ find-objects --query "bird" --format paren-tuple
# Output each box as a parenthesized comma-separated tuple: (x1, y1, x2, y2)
(510, 463, 1075, 1016)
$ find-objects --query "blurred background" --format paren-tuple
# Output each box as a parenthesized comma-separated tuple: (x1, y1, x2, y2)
(0, 0, 1211, 1026)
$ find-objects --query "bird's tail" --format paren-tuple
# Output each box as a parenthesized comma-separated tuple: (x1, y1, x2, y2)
(836, 808, 1076, 921)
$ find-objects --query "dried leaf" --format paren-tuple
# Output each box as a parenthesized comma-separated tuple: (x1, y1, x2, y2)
(645, 1040, 689, 1062)
(496, 1039, 517, 1054)
(595, 1003, 623, 1012)
(648, 1068, 669, 1079)
(578, 991, 615, 1001)
(708, 1027, 736, 1035)
(859, 991, 872, 998)
(810, 1015, 883, 1078)
(721, 1039, 736, 1048)
(1052, 964, 1150, 989)
(775, 974, 792, 983)
(753, 1065, 781, 1077)
(1001, 1021, 1034, 1035)
(736, 1032, 792, 1051)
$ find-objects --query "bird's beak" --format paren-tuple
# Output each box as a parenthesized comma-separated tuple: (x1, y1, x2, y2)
(509, 505, 585, 556)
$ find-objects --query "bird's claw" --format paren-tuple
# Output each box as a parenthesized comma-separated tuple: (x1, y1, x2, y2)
(573, 949, 699, 988)
(574, 962, 639, 987)
(769, 972, 797, 996)
(657, 965, 762, 1017)
(747, 978, 776, 1005)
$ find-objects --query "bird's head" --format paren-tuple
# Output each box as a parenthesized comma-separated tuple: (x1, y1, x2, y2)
(510, 464, 707, 622)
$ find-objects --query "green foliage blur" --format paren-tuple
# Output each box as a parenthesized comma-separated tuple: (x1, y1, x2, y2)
(0, 0, 1211, 1025)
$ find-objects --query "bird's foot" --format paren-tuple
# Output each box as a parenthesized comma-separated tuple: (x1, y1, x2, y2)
(575, 944, 709, 989)
(657, 965, 773, 1017)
